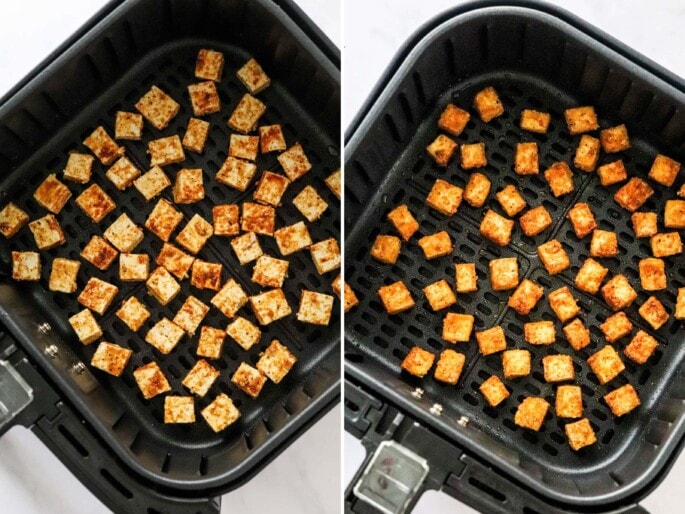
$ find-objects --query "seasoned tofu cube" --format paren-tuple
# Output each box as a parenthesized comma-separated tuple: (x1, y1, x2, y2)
(259, 124, 287, 153)
(426, 134, 458, 167)
(83, 126, 123, 165)
(156, 243, 195, 280)
(473, 86, 504, 122)
(191, 260, 223, 291)
(297, 290, 335, 325)
(537, 239, 570, 275)
(253, 172, 290, 207)
(145, 317, 184, 354)
(274, 221, 312, 256)
(164, 396, 195, 424)
(12, 251, 40, 281)
(614, 178, 654, 212)
(650, 232, 683, 257)
(514, 142, 539, 175)
(639, 257, 666, 291)
(543, 354, 575, 382)
(173, 168, 204, 204)
(417, 231, 452, 260)
(236, 58, 271, 94)
(567, 203, 597, 239)
(480, 209, 514, 246)
(600, 124, 630, 153)
(524, 321, 556, 345)
(502, 349, 531, 379)
(519, 205, 552, 237)
(211, 279, 249, 318)
(479, 375, 510, 407)
(544, 161, 574, 197)
(590, 229, 618, 258)
(455, 263, 478, 293)
(423, 279, 457, 311)
(370, 235, 401, 265)
(631, 212, 658, 238)
(426, 179, 463, 216)
(182, 359, 220, 397)
(460, 142, 487, 169)
(574, 135, 600, 172)
(242, 202, 276, 236)
(182, 117, 210, 154)
(597, 159, 628, 186)
(564, 106, 598, 134)
(665, 199, 685, 228)
(293, 185, 328, 222)
(463, 172, 491, 207)
(442, 313, 474, 343)
(75, 184, 116, 223)
(226, 316, 261, 350)
(135, 86, 180, 130)
(575, 258, 608, 294)
(116, 296, 150, 332)
(252, 255, 289, 288)
(434, 349, 466, 384)
(587, 345, 625, 385)
(475, 326, 507, 355)
(29, 214, 66, 250)
(176, 214, 213, 254)
(565, 418, 597, 451)
(201, 394, 241, 433)
(133, 362, 171, 399)
(624, 330, 658, 364)
(638, 296, 669, 330)
(49, 257, 80, 293)
(145, 198, 183, 242)
(325, 169, 341, 199)
(333, 274, 359, 313)
(90, 342, 132, 376)
(104, 213, 144, 253)
(548, 286, 581, 322)
(228, 94, 266, 134)
(146, 267, 181, 306)
(188, 81, 221, 116)
(63, 152, 94, 183)
(133, 166, 170, 201)
(604, 383, 640, 417)
(520, 109, 550, 133)
(231, 362, 267, 398)
(68, 308, 102, 345)
(601, 274, 637, 311)
(115, 111, 143, 140)
(489, 257, 519, 291)
(401, 346, 435, 377)
(599, 311, 633, 343)
(310, 238, 341, 274)
(648, 154, 681, 186)
(148, 135, 185, 167)
(195, 48, 224, 81)
(213, 204, 240, 236)
(34, 174, 72, 214)
(676, 287, 685, 319)
(556, 385, 583, 418)
(229, 134, 259, 162)
(81, 235, 118, 270)
(563, 319, 591, 351)
(216, 156, 258, 192)
(0, 203, 28, 238)
(277, 143, 312, 181)
(496, 184, 526, 217)
(438, 103, 470, 136)
(197, 326, 226, 359)
(508, 279, 544, 315)
(514, 397, 549, 431)
(378, 281, 415, 315)
(231, 232, 263, 265)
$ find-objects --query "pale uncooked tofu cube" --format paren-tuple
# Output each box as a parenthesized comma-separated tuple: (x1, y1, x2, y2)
(195, 48, 224, 81)
(228, 94, 266, 134)
(175, 214, 213, 254)
(310, 238, 341, 274)
(145, 198, 183, 242)
(216, 156, 257, 192)
(116, 296, 151, 332)
(68, 308, 102, 345)
(231, 232, 263, 265)
(83, 126, 123, 165)
(231, 362, 267, 398)
(257, 340, 297, 383)
(211, 279, 248, 319)
(133, 166, 170, 201)
(75, 184, 116, 223)
(226, 316, 261, 350)
(182, 117, 210, 154)
(0, 203, 29, 238)
(133, 362, 171, 399)
(148, 135, 185, 167)
(48, 257, 80, 293)
(81, 235, 118, 271)
(135, 86, 180, 130)
(292, 185, 328, 222)
(29, 214, 66, 250)
(90, 341, 132, 376)
(236, 58, 271, 94)
(252, 255, 289, 288)
(253, 172, 290, 207)
(173, 295, 210, 335)
(63, 153, 94, 183)
(197, 326, 226, 360)
(201, 394, 240, 432)
(277, 143, 312, 181)
(106, 156, 141, 190)
(249, 288, 292, 325)
(297, 290, 335, 325)
(146, 318, 184, 354)
(164, 396, 195, 423)
(146, 266, 181, 306)
(274, 222, 312, 256)
(188, 81, 221, 116)
(182, 359, 220, 397)
(173, 168, 204, 204)
(115, 111, 144, 140)
(77, 277, 118, 315)
(104, 213, 144, 253)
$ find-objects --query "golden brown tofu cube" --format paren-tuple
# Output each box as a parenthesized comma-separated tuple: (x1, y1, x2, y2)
(476, 326, 507, 355)
(195, 48, 224, 81)
(104, 213, 144, 253)
(556, 385, 583, 418)
(156, 243, 195, 280)
(574, 135, 600, 172)
(460, 142, 487, 169)
(0, 203, 28, 238)
(638, 296, 669, 330)
(463, 172, 491, 208)
(524, 321, 556, 345)
(116, 296, 150, 332)
(119, 253, 149, 282)
(426, 134, 458, 167)
(182, 359, 220, 397)
(236, 58, 270, 94)
(173, 168, 204, 204)
(11, 251, 40, 281)
(176, 214, 213, 254)
(588, 345, 624, 385)
(146, 267, 181, 306)
(81, 235, 118, 271)
(183, 117, 210, 154)
(564, 106, 598, 134)
(548, 286, 581, 322)
(83, 126, 124, 165)
(133, 362, 171, 400)
(333, 274, 359, 313)
(63, 152, 94, 183)
(387, 204, 419, 241)
(259, 124, 287, 153)
(231, 232, 263, 265)
(597, 159, 628, 186)
(201, 394, 240, 433)
(480, 209, 514, 246)
(520, 109, 550, 133)
(310, 237, 341, 274)
(624, 330, 658, 364)
(639, 257, 666, 291)
(212, 204, 239, 237)
(544, 161, 574, 197)
(292, 185, 328, 222)
(249, 288, 292, 325)
(650, 232, 683, 257)
(423, 279, 457, 311)
(231, 362, 267, 398)
(599, 312, 633, 343)
(378, 281, 415, 315)
(33, 174, 72, 214)
(565, 418, 597, 451)
(631, 212, 658, 238)
(146, 318, 184, 354)
(438, 103, 470, 137)
(135, 86, 180, 130)
(401, 346, 435, 377)
(590, 229, 618, 258)
(496, 184, 526, 217)
(614, 178, 654, 212)
(479, 375, 510, 407)
(648, 154, 681, 187)
(252, 255, 289, 288)
(370, 235, 401, 265)
(575, 258, 608, 295)
(277, 143, 311, 181)
(604, 383, 640, 417)
(426, 179, 463, 215)
(514, 397, 549, 431)
(297, 290, 334, 325)
(148, 135, 185, 167)
(508, 279, 544, 315)
(455, 263, 478, 293)
(563, 319, 591, 351)
(68, 308, 102, 345)
(274, 221, 312, 256)
(519, 205, 552, 237)
(188, 81, 221, 116)
(197, 326, 226, 360)
(226, 316, 261, 351)
(514, 142, 539, 175)
(145, 199, 183, 243)
(502, 349, 531, 379)
(253, 172, 290, 207)
(211, 279, 249, 319)
(49, 257, 80, 294)
(417, 231, 452, 260)
(489, 257, 519, 291)
(664, 199, 685, 229)
(676, 288, 685, 320)
(115, 111, 143, 140)
(474, 86, 504, 122)
(78, 278, 118, 315)
(537, 239, 570, 275)
(434, 349, 466, 385)
(164, 396, 195, 424)
(191, 260, 223, 291)
(600, 124, 630, 153)
(442, 313, 474, 343)
(75, 184, 116, 223)
(567, 203, 597, 239)
(133, 166, 170, 201)
(228, 134, 259, 161)
(257, 339, 297, 383)
(228, 94, 266, 134)
(216, 156, 258, 192)
(543, 354, 575, 382)
(601, 274, 638, 311)
(91, 342, 132, 377)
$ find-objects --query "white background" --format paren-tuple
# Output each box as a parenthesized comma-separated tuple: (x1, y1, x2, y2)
(0, 1, 340, 513)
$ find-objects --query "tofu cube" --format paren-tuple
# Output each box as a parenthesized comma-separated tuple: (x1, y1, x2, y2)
(590, 229, 618, 258)
(75, 184, 116, 223)
(463, 172, 491, 207)
(587, 345, 625, 384)
(104, 213, 144, 253)
(231, 232, 264, 265)
(274, 222, 312, 256)
(253, 172, 290, 207)
(156, 243, 195, 280)
(631, 212, 658, 238)
(228, 94, 266, 134)
(508, 279, 544, 315)
(49, 257, 80, 293)
(211, 279, 249, 318)
(519, 205, 552, 237)
(197, 326, 226, 359)
(182, 359, 220, 397)
(537, 239, 570, 275)
(502, 349, 531, 379)
(648, 154, 681, 187)
(133, 166, 171, 201)
(182, 117, 210, 154)
(195, 48, 224, 81)
(556, 385, 583, 418)
(310, 238, 341, 274)
(473, 86, 504, 122)
(614, 178, 654, 212)
(226, 316, 261, 350)
(455, 263, 478, 293)
(0, 203, 28, 238)
(520, 109, 550, 133)
(543, 354, 575, 382)
(228, 134, 259, 161)
(417, 231, 452, 260)
(145, 198, 183, 242)
(116, 296, 150, 332)
(604, 383, 640, 417)
(387, 205, 420, 242)
(434, 349, 466, 385)
(145, 318, 185, 354)
(146, 267, 181, 306)
(176, 214, 213, 254)
(475, 326, 507, 355)
(164, 396, 195, 424)
(370, 234, 401, 265)
(563, 319, 591, 351)
(293, 185, 328, 222)
(378, 281, 415, 315)
(575, 258, 608, 294)
(514, 397, 549, 431)
(638, 295, 669, 330)
(548, 286, 581, 322)
(201, 394, 241, 433)
(574, 135, 600, 172)
(496, 184, 526, 217)
(90, 342, 132, 376)
(639, 257, 666, 291)
(68, 308, 102, 345)
(460, 142, 487, 169)
(252, 255, 289, 288)
(259, 124, 287, 153)
(423, 279, 457, 311)
(479, 375, 510, 407)
(489, 257, 519, 291)
(567, 203, 597, 239)
(241, 202, 275, 235)
(257, 341, 297, 383)
(401, 346, 435, 377)
(600, 124, 630, 153)
(426, 179, 463, 216)
(188, 81, 221, 116)
(438, 103, 470, 137)
(676, 287, 685, 319)
(216, 156, 258, 192)
(442, 313, 474, 343)
(231, 362, 267, 399)
(480, 209, 514, 246)
(325, 169, 341, 199)
(191, 260, 223, 291)
(173, 168, 204, 204)
(277, 143, 312, 181)
(115, 111, 143, 140)
(77, 277, 118, 315)
(599, 312, 633, 343)
(624, 330, 658, 364)
(213, 204, 240, 236)
(148, 135, 185, 167)
(597, 159, 628, 186)
(173, 295, 210, 335)
(249, 289, 292, 325)
(63, 153, 94, 183)
(236, 58, 271, 94)
(665, 199, 685, 228)
(564, 106, 598, 134)
(81, 235, 118, 270)
(565, 418, 597, 451)
(524, 321, 556, 345)
(33, 174, 72, 214)
(83, 126, 123, 165)
(514, 142, 539, 175)
(297, 290, 335, 325)
(135, 86, 180, 130)
(601, 274, 638, 311)
(133, 362, 171, 399)
(650, 232, 683, 257)
(544, 161, 574, 197)
(426, 134, 458, 167)
(333, 274, 360, 313)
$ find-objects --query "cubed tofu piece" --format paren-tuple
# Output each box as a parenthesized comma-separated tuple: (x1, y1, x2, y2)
(502, 349, 531, 379)
(164, 396, 195, 424)
(631, 212, 658, 238)
(182, 359, 220, 397)
(665, 199, 685, 229)
(226, 316, 261, 351)
(563, 319, 591, 351)
(600, 124, 630, 153)
(259, 124, 287, 153)
(75, 184, 116, 223)
(455, 263, 478, 293)
(176, 214, 213, 254)
(370, 235, 401, 265)
(508, 279, 544, 315)
(489, 257, 519, 291)
(68, 308, 102, 345)
(639, 257, 666, 291)
(292, 185, 328, 222)
(599, 312, 633, 343)
(191, 260, 223, 291)
(426, 134, 458, 167)
(548, 286, 581, 322)
(310, 238, 341, 274)
(212, 204, 240, 237)
(81, 235, 118, 271)
(604, 383, 640, 417)
(231, 362, 267, 399)
(524, 321, 556, 345)
(676, 287, 685, 320)
(0, 203, 29, 238)
(135, 86, 180, 130)
(63, 153, 94, 183)
(476, 326, 507, 355)
(567, 203, 597, 239)
(201, 394, 241, 433)
(564, 106, 598, 134)
(236, 58, 271, 94)
(133, 362, 171, 399)
(253, 172, 290, 207)
(231, 232, 263, 265)
(228, 94, 266, 134)
(325, 169, 341, 199)
(252, 255, 289, 288)
(83, 126, 123, 165)
(496, 185, 526, 217)
(49, 257, 80, 293)
(33, 174, 72, 214)
(145, 198, 183, 242)
(648, 154, 681, 187)
(333, 274, 359, 313)
(90, 342, 132, 376)
(624, 330, 658, 364)
(197, 326, 226, 359)
(460, 142, 487, 169)
(417, 231, 452, 260)
(423, 279, 457, 311)
(543, 354, 575, 382)
(438, 103, 470, 137)
(614, 178, 654, 212)
(638, 296, 669, 330)
(520, 109, 550, 133)
(601, 274, 638, 311)
(274, 221, 312, 256)
(195, 48, 224, 81)
(133, 166, 170, 201)
(387, 205, 420, 242)
(537, 239, 570, 275)
(650, 232, 683, 257)
(463, 172, 491, 208)
(575, 258, 609, 295)
(544, 161, 574, 197)
(473, 86, 504, 122)
(78, 278, 118, 315)
(587, 345, 625, 385)
(156, 243, 195, 280)
(556, 385, 583, 418)
(514, 397, 549, 431)
(188, 81, 221, 116)
(182, 117, 210, 154)
(211, 279, 249, 318)
(565, 418, 597, 451)
(597, 160, 628, 186)
(434, 349, 466, 385)
(574, 135, 600, 172)
(145, 317, 184, 354)
(479, 375, 510, 407)
(480, 209, 514, 246)
(378, 281, 415, 315)
(104, 213, 144, 253)
(401, 346, 435, 377)
(116, 296, 150, 332)
(297, 290, 335, 325)
(519, 205, 552, 237)
(229, 134, 259, 161)
(146, 267, 181, 306)
(216, 156, 258, 192)
(514, 142, 539, 175)
(442, 313, 474, 343)
(277, 143, 311, 181)
(115, 111, 143, 140)
(148, 135, 185, 167)
(173, 168, 204, 204)
(241, 202, 275, 235)
(426, 179, 463, 216)
(590, 229, 618, 258)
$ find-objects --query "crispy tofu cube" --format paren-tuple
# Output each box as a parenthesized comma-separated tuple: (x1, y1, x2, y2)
(631, 212, 658, 238)
(0, 203, 28, 238)
(648, 154, 681, 186)
(519, 205, 552, 237)
(228, 94, 266, 134)
(133, 166, 170, 201)
(63, 153, 94, 183)
(115, 111, 143, 140)
(259, 124, 287, 153)
(49, 257, 80, 293)
(133, 362, 171, 399)
(252, 255, 289, 288)
(599, 312, 633, 343)
(81, 235, 118, 270)
(476, 326, 507, 355)
(639, 257, 666, 291)
(216, 156, 257, 192)
(520, 109, 550, 133)
(182, 117, 210, 154)
(544, 161, 574, 197)
(229, 134, 259, 161)
(575, 258, 608, 294)
(241, 202, 275, 235)
(524, 321, 556, 345)
(600, 124, 630, 153)
(479, 375, 510, 407)
(564, 106, 598, 134)
(293, 185, 328, 222)
(442, 313, 474, 343)
(191, 260, 223, 291)
(146, 318, 184, 354)
(253, 172, 290, 207)
(514, 142, 539, 175)
(231, 362, 267, 398)
(434, 349, 466, 385)
(664, 199, 685, 228)
(310, 238, 341, 274)
(116, 296, 150, 332)
(188, 81, 221, 116)
(455, 263, 478, 293)
(182, 359, 220, 397)
(135, 86, 180, 130)
(574, 135, 600, 172)
(176, 214, 213, 254)
(297, 290, 335, 325)
(502, 349, 531, 379)
(556, 385, 583, 418)
(638, 295, 669, 330)
(548, 286, 581, 322)
(588, 345, 624, 384)
(164, 396, 195, 424)
(474, 86, 504, 122)
(197, 326, 226, 359)
(13, 251, 41, 281)
(480, 209, 514, 246)
(604, 383, 640, 417)
(426, 134, 458, 167)
(426, 179, 463, 216)
(378, 281, 415, 315)
(104, 213, 144, 253)
(146, 267, 181, 306)
(537, 239, 570, 275)
(226, 316, 261, 350)
(255, 340, 297, 384)
(75, 184, 116, 223)
(417, 231, 452, 260)
(514, 397, 549, 431)
(567, 203, 597, 239)
(212, 279, 249, 318)
(78, 277, 118, 315)
(601, 274, 637, 311)
(195, 48, 224, 81)
(590, 229, 618, 258)
(231, 232, 263, 265)
(333, 274, 359, 313)
(370, 235, 401, 265)
(423, 279, 457, 311)
(489, 257, 519, 291)
(614, 178, 654, 212)
(173, 168, 204, 204)
(213, 204, 240, 236)
(33, 174, 72, 214)
(91, 342, 132, 376)
(68, 308, 102, 345)
(202, 394, 240, 433)
(463, 172, 491, 207)
(145, 198, 183, 242)
(156, 243, 195, 280)
(563, 319, 591, 351)
(597, 160, 628, 186)
(460, 142, 487, 169)
(565, 418, 597, 451)
(83, 126, 123, 165)
(676, 288, 685, 319)
(277, 143, 311, 181)
(496, 184, 526, 217)
(274, 221, 312, 256)
(624, 330, 658, 364)
(401, 346, 435, 377)
(325, 169, 341, 199)
(438, 103, 470, 137)
(650, 232, 683, 257)
(543, 354, 575, 382)
(148, 135, 185, 167)
(508, 279, 544, 315)
(236, 58, 270, 94)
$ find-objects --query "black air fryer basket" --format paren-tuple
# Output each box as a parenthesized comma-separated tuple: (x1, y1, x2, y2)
(0, 0, 340, 512)
(344, 2, 685, 513)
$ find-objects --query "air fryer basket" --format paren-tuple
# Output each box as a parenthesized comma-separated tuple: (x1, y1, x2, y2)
(345, 2, 685, 512)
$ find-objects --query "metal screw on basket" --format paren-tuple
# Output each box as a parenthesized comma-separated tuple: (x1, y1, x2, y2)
(71, 362, 86, 375)
(45, 344, 59, 358)
(412, 387, 424, 399)
(37, 322, 52, 334)
(430, 403, 443, 416)
(457, 415, 470, 427)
